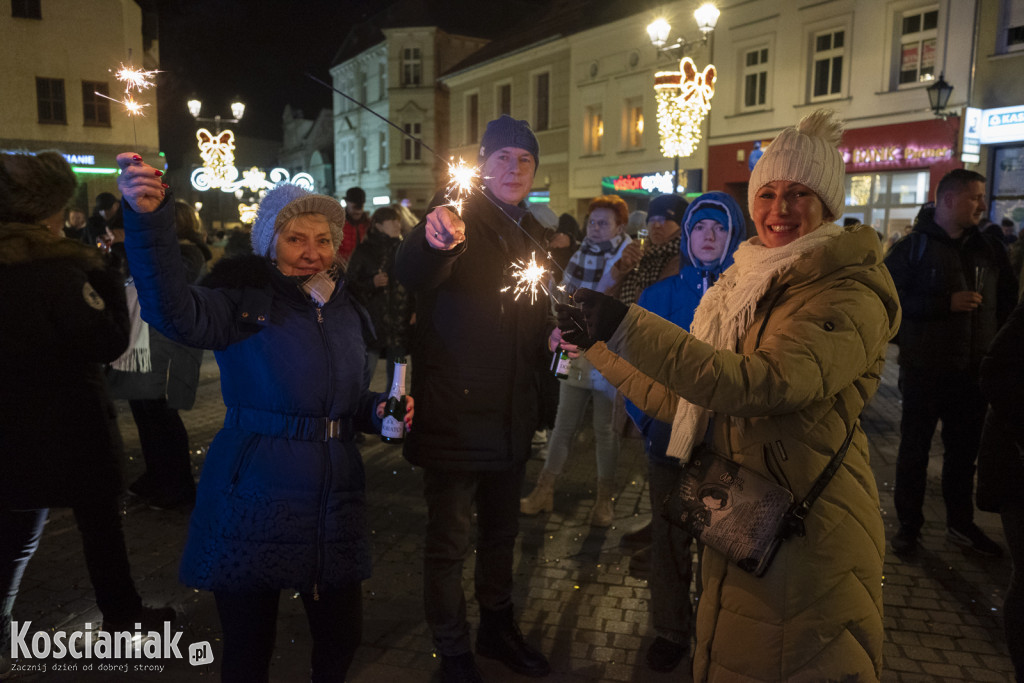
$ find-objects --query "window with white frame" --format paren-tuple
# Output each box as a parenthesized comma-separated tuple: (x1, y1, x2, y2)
(1000, 0, 1024, 52)
(584, 104, 603, 154)
(360, 136, 369, 171)
(810, 29, 845, 100)
(742, 47, 770, 110)
(402, 48, 422, 86)
(897, 6, 938, 85)
(496, 82, 512, 117)
(534, 71, 550, 131)
(379, 131, 388, 169)
(623, 97, 644, 150)
(378, 61, 387, 100)
(403, 122, 422, 161)
(466, 93, 479, 144)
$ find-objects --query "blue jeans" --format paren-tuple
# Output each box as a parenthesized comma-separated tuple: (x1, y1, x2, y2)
(543, 378, 619, 479)
(0, 508, 48, 653)
(422, 466, 524, 655)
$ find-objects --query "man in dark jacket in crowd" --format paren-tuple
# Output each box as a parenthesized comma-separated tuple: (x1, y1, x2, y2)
(85, 191, 119, 246)
(885, 169, 1018, 557)
(395, 115, 553, 683)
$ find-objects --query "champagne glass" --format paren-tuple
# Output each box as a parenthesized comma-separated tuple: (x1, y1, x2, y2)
(973, 265, 987, 293)
(636, 227, 649, 253)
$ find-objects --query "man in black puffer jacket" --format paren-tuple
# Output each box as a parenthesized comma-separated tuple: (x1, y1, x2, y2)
(885, 169, 1018, 557)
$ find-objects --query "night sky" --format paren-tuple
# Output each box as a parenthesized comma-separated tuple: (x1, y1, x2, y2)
(155, 0, 382, 170)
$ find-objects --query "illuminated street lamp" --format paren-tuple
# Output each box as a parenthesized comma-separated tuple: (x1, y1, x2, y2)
(647, 3, 719, 194)
(926, 73, 954, 118)
(187, 97, 246, 133)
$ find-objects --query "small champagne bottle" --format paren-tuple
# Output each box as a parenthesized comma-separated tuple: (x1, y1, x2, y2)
(381, 357, 407, 443)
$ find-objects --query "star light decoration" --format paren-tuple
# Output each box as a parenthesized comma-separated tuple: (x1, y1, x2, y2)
(655, 56, 717, 159)
(190, 129, 314, 194)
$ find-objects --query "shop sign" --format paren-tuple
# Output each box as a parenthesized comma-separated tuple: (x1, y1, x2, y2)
(962, 107, 982, 163)
(841, 144, 952, 168)
(979, 104, 1024, 144)
(601, 169, 702, 196)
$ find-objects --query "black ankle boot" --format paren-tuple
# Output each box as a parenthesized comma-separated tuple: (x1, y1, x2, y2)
(475, 605, 550, 677)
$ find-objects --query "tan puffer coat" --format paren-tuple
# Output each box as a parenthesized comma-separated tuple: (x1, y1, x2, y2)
(587, 225, 900, 682)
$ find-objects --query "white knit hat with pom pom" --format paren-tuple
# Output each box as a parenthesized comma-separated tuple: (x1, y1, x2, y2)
(747, 109, 846, 220)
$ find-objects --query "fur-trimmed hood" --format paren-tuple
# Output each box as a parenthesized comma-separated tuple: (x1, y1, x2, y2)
(0, 222, 105, 269)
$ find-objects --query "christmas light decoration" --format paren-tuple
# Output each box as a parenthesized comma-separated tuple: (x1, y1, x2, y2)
(655, 56, 717, 159)
(238, 203, 260, 224)
(189, 128, 315, 194)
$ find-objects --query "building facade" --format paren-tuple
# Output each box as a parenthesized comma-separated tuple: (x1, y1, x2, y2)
(706, 0, 976, 237)
(280, 106, 334, 197)
(331, 25, 488, 214)
(0, 0, 160, 212)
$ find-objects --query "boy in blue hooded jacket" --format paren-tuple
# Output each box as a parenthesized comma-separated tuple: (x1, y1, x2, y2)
(626, 191, 746, 672)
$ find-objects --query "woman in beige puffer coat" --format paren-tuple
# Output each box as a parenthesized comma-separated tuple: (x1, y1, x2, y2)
(566, 110, 901, 682)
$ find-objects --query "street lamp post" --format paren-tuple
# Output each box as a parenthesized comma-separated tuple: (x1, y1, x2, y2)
(647, 3, 720, 196)
(188, 98, 245, 231)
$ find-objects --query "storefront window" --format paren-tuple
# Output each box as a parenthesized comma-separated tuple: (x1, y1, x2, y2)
(844, 170, 927, 237)
(991, 145, 1024, 225)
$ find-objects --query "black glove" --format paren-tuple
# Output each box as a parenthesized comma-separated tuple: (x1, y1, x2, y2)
(556, 303, 593, 349)
(574, 287, 628, 343)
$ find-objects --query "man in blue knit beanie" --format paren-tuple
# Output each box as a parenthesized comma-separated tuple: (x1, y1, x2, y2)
(394, 117, 552, 682)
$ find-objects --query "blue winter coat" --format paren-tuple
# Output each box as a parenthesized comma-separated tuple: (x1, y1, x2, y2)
(123, 197, 383, 593)
(626, 192, 745, 463)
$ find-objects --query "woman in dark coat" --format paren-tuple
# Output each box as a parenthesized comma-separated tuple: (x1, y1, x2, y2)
(977, 301, 1024, 682)
(117, 153, 413, 682)
(0, 152, 173, 667)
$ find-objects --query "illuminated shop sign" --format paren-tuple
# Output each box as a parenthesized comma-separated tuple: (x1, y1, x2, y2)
(601, 169, 703, 196)
(978, 104, 1024, 144)
(840, 145, 952, 168)
(63, 153, 96, 165)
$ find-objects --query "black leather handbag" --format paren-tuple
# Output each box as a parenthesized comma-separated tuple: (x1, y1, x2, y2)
(661, 426, 855, 577)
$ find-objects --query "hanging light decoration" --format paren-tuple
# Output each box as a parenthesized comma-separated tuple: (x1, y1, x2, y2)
(655, 56, 717, 159)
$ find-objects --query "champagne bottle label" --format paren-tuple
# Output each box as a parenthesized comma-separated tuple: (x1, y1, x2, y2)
(381, 358, 408, 443)
(553, 350, 570, 379)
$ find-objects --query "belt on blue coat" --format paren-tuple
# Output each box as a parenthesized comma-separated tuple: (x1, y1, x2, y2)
(223, 407, 356, 442)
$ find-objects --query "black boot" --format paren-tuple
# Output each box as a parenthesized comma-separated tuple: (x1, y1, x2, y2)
(476, 605, 550, 677)
(433, 652, 484, 683)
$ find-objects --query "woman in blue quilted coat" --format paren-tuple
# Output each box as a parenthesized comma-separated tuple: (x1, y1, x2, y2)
(117, 153, 413, 683)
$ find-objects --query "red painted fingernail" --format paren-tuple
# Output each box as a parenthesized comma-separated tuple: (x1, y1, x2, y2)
(161, 183, 169, 189)
(154, 170, 163, 177)
(132, 155, 142, 161)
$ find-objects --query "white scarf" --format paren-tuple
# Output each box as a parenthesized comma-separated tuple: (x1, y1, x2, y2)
(110, 280, 152, 373)
(664, 223, 844, 461)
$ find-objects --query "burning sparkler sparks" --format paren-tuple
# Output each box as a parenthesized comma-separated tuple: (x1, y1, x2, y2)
(501, 252, 550, 304)
(445, 157, 479, 215)
(114, 63, 160, 92)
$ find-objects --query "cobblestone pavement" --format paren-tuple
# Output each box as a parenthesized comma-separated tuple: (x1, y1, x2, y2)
(6, 347, 1015, 682)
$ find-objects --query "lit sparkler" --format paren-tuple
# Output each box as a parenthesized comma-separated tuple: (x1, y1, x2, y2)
(94, 91, 149, 116)
(114, 63, 160, 92)
(501, 252, 550, 304)
(445, 157, 479, 215)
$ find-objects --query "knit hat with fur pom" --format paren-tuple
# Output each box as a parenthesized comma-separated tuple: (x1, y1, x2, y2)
(747, 109, 846, 220)
(250, 184, 345, 258)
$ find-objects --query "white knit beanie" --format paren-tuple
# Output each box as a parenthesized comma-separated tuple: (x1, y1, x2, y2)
(747, 109, 846, 220)
(250, 184, 345, 258)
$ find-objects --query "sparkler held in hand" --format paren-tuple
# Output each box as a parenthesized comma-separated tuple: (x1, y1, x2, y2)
(95, 59, 160, 146)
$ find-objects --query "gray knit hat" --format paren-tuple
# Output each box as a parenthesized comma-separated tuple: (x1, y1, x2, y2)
(250, 184, 345, 258)
(748, 109, 846, 220)
(478, 115, 540, 167)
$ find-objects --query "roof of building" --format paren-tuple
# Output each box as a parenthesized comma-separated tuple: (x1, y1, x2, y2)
(331, 0, 548, 66)
(441, 0, 657, 77)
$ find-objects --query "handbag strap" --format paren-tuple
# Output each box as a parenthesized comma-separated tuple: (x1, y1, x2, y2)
(781, 425, 857, 538)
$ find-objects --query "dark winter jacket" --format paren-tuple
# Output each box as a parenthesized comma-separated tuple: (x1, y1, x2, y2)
(122, 197, 384, 593)
(977, 301, 1024, 513)
(0, 223, 129, 508)
(884, 208, 1017, 372)
(395, 189, 553, 471)
(347, 227, 413, 353)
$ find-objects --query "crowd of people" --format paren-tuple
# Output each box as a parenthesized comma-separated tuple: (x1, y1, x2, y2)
(1, 105, 1022, 683)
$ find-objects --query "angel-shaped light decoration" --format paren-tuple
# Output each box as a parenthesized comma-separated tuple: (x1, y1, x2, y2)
(655, 56, 717, 159)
